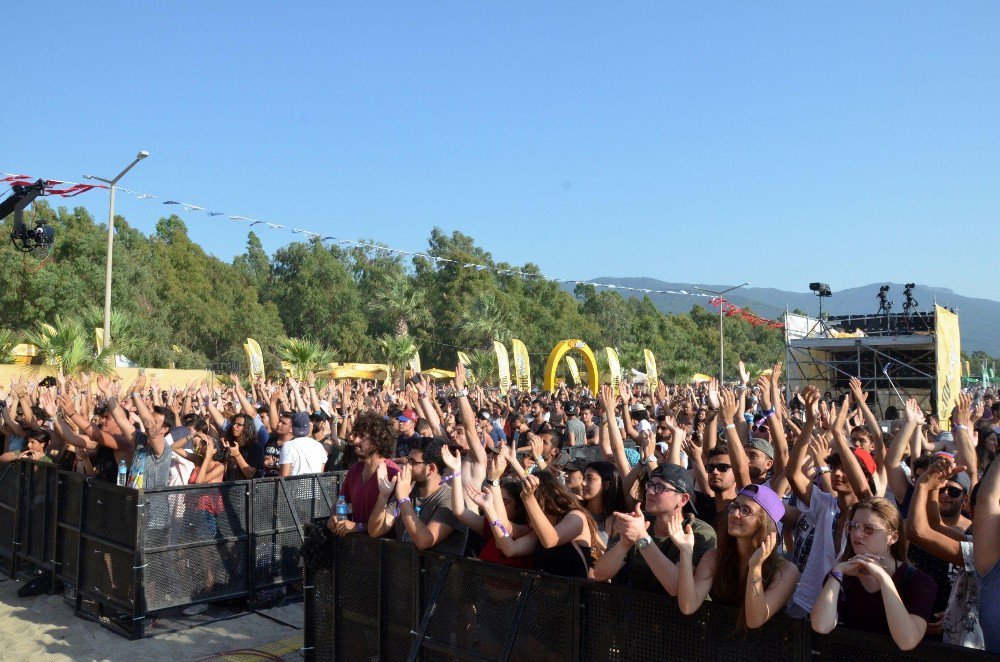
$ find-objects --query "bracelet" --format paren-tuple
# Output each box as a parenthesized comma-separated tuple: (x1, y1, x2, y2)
(826, 570, 844, 586)
(724, 423, 736, 431)
(953, 424, 968, 431)
(397, 497, 411, 507)
(815, 466, 831, 475)
(442, 471, 461, 482)
(488, 519, 510, 537)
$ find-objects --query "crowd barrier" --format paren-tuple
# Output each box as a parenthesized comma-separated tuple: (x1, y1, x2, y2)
(0, 459, 345, 639)
(304, 533, 995, 662)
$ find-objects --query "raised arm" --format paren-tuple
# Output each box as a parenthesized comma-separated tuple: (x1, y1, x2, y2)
(950, 392, 978, 490)
(830, 395, 873, 499)
(719, 388, 752, 488)
(906, 457, 964, 565)
(885, 400, 921, 503)
(973, 451, 1000, 577)
(785, 386, 819, 505)
(519, 474, 585, 549)
(454, 364, 486, 467)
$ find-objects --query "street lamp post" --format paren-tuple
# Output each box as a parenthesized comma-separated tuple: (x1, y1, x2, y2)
(84, 151, 149, 351)
(695, 282, 749, 382)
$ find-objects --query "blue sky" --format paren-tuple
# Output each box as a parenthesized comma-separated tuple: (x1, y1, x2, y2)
(7, 3, 999, 300)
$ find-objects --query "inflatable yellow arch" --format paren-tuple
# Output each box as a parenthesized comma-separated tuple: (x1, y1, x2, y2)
(543, 339, 599, 392)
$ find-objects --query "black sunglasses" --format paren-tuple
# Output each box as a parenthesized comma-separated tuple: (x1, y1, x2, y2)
(706, 463, 732, 474)
(938, 486, 964, 498)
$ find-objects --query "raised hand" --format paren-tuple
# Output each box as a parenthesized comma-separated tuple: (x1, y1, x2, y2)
(707, 378, 721, 410)
(520, 473, 539, 499)
(465, 483, 495, 511)
(612, 503, 650, 544)
(748, 530, 777, 570)
(904, 398, 925, 425)
(720, 387, 738, 423)
(441, 444, 462, 472)
(756, 375, 772, 410)
(394, 464, 412, 500)
(666, 510, 694, 553)
(738, 361, 750, 386)
(376, 462, 396, 498)
(454, 362, 467, 391)
(486, 447, 508, 481)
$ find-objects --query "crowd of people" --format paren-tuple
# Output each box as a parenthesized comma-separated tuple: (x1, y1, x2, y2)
(1, 361, 997, 652)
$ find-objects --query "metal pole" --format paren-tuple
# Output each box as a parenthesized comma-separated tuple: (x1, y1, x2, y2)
(103, 184, 116, 350)
(85, 151, 148, 352)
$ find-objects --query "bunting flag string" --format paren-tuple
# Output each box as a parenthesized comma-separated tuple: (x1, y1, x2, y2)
(708, 297, 784, 330)
(2, 173, 107, 198)
(4, 168, 720, 301)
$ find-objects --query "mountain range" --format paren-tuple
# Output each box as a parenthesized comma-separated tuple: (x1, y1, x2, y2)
(579, 278, 1000, 356)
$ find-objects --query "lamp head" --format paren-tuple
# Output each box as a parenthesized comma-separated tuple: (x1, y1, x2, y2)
(137, 151, 149, 160)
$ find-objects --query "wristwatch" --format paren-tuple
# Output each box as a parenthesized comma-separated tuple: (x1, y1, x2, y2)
(644, 455, 656, 464)
(457, 388, 469, 397)
(490, 479, 500, 487)
(635, 535, 652, 551)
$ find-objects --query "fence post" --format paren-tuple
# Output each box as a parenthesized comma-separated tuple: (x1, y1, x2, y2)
(132, 487, 148, 638)
(405, 556, 452, 662)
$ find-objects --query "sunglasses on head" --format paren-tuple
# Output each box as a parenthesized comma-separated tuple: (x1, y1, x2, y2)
(938, 485, 964, 498)
(706, 463, 732, 474)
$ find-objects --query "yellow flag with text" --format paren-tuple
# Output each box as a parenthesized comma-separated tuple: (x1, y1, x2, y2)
(934, 305, 961, 420)
(643, 349, 658, 387)
(511, 339, 531, 391)
(605, 347, 622, 391)
(457, 351, 472, 368)
(494, 341, 512, 396)
(245, 338, 265, 378)
(565, 356, 581, 385)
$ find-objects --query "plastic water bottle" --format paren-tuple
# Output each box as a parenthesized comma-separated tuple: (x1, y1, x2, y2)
(335, 496, 349, 519)
(117, 459, 128, 487)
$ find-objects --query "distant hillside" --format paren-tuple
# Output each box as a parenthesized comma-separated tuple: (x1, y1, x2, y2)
(572, 278, 1000, 356)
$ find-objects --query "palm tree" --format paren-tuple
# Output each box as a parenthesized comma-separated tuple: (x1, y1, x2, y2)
(277, 337, 335, 380)
(367, 270, 431, 338)
(378, 334, 418, 388)
(23, 316, 114, 375)
(0, 329, 19, 364)
(78, 305, 141, 357)
(467, 348, 498, 386)
(660, 360, 698, 384)
(457, 293, 513, 348)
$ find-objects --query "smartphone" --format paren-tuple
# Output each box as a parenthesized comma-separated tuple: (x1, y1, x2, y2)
(410, 373, 422, 385)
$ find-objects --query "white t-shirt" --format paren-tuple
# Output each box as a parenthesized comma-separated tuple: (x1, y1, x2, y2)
(791, 484, 845, 612)
(278, 436, 328, 476)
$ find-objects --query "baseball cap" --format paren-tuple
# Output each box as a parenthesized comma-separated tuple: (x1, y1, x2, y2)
(291, 412, 311, 437)
(737, 483, 785, 527)
(564, 459, 586, 473)
(397, 408, 418, 423)
(650, 463, 698, 514)
(852, 448, 877, 476)
(477, 408, 492, 421)
(745, 438, 774, 460)
(565, 401, 579, 416)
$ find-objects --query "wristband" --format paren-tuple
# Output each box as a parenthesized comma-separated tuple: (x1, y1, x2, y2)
(442, 471, 461, 482)
(826, 570, 844, 586)
(815, 466, 831, 475)
(488, 519, 510, 537)
(724, 423, 736, 431)
(953, 424, 968, 431)
(132, 392, 140, 398)
(397, 497, 411, 507)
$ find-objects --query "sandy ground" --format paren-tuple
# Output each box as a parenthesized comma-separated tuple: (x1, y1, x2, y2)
(0, 575, 305, 661)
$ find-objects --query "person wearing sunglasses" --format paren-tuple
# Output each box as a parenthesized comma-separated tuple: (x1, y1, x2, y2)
(906, 456, 983, 649)
(593, 463, 716, 596)
(675, 483, 799, 629)
(812, 497, 935, 651)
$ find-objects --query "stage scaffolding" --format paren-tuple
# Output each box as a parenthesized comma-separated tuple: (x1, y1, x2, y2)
(784, 310, 943, 418)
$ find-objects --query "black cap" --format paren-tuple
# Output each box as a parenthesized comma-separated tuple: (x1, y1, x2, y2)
(649, 463, 697, 514)
(564, 459, 586, 473)
(565, 401, 579, 416)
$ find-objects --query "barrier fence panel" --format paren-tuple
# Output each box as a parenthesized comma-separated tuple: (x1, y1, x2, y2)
(52, 470, 85, 596)
(15, 460, 57, 574)
(0, 462, 21, 573)
(139, 480, 253, 613)
(304, 534, 996, 662)
(252, 472, 339, 595)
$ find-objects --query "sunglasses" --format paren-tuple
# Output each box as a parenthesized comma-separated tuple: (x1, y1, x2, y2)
(706, 463, 732, 474)
(847, 520, 890, 536)
(938, 486, 964, 498)
(646, 481, 681, 495)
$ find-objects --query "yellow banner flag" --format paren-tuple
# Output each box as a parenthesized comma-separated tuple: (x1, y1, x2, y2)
(457, 351, 472, 368)
(94, 328, 106, 353)
(565, 356, 581, 385)
(934, 305, 961, 420)
(605, 347, 622, 391)
(511, 339, 531, 391)
(494, 341, 512, 396)
(409, 351, 422, 375)
(643, 349, 658, 387)
(245, 338, 265, 379)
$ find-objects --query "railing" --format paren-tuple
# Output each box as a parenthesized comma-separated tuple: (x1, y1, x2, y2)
(304, 533, 994, 662)
(0, 459, 345, 639)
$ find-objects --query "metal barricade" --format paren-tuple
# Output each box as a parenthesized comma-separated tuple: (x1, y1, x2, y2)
(304, 534, 997, 662)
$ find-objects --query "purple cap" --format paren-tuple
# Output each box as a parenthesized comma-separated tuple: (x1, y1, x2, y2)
(737, 483, 785, 527)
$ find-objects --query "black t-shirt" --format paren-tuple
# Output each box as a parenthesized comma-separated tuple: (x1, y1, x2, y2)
(225, 442, 265, 481)
(92, 446, 119, 483)
(693, 491, 730, 533)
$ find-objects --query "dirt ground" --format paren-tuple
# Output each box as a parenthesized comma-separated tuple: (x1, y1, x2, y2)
(0, 575, 306, 661)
